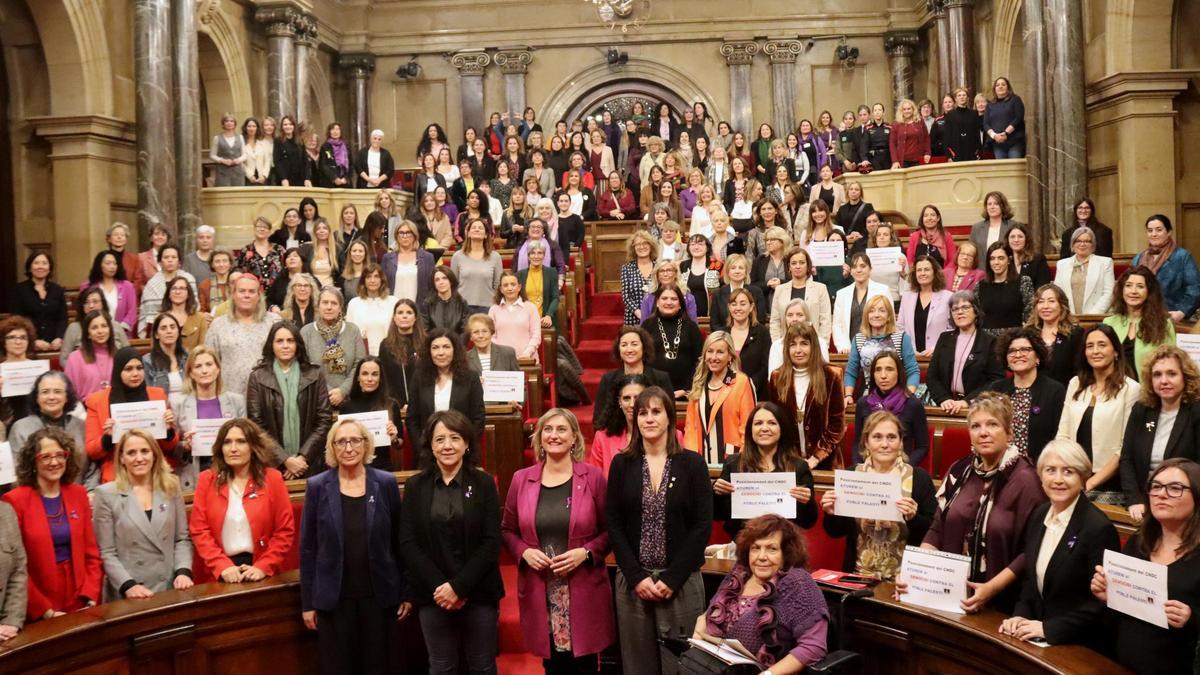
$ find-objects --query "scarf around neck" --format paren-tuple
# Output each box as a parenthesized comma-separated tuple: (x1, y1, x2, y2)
(317, 319, 348, 375)
(1141, 235, 1177, 275)
(273, 360, 302, 456)
(327, 138, 349, 170)
(865, 385, 908, 415)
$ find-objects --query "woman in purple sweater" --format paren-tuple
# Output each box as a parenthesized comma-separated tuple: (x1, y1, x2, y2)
(899, 391, 1046, 614)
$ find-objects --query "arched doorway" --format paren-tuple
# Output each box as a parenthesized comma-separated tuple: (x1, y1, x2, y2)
(540, 57, 722, 129)
(563, 78, 689, 126)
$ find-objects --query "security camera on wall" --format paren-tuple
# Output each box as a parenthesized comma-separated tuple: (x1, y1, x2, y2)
(395, 59, 420, 79)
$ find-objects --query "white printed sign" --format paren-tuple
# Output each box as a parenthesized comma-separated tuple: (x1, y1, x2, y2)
(834, 470, 902, 522)
(482, 370, 526, 403)
(730, 472, 796, 519)
(808, 241, 846, 267)
(898, 546, 970, 615)
(190, 419, 227, 458)
(1103, 549, 1169, 628)
(865, 246, 904, 274)
(110, 400, 168, 441)
(0, 360, 50, 398)
(337, 410, 392, 447)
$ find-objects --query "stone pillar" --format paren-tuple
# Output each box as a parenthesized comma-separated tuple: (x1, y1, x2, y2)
(929, 0, 952, 96)
(451, 50, 491, 133)
(174, 0, 202, 246)
(944, 0, 977, 94)
(494, 49, 533, 126)
(256, 6, 299, 119)
(720, 41, 758, 134)
(1024, 0, 1088, 249)
(339, 54, 375, 152)
(885, 33, 920, 109)
(294, 15, 318, 123)
(135, 0, 177, 238)
(764, 40, 801, 135)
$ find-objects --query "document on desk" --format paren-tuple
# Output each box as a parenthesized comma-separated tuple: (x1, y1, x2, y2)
(1103, 549, 1169, 628)
(110, 400, 168, 441)
(730, 472, 796, 519)
(898, 546, 970, 615)
(833, 470, 902, 522)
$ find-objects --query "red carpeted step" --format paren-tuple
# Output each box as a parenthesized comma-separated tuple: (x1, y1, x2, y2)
(579, 316, 624, 344)
(576, 339, 615, 371)
(589, 292, 624, 317)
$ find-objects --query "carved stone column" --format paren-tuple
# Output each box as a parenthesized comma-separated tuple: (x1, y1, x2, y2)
(256, 6, 299, 119)
(720, 41, 758, 134)
(764, 40, 801, 134)
(885, 33, 920, 109)
(339, 53, 375, 151)
(451, 50, 491, 133)
(174, 0, 202, 244)
(1024, 0, 1087, 248)
(494, 49, 533, 127)
(294, 15, 318, 124)
(135, 0, 177, 237)
(945, 0, 977, 94)
(929, 0, 952, 96)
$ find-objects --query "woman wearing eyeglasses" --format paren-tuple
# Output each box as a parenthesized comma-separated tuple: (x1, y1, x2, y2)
(300, 419, 410, 673)
(1091, 458, 1200, 674)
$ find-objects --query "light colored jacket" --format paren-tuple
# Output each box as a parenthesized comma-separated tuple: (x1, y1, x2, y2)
(770, 279, 832, 342)
(808, 181, 846, 215)
(1057, 375, 1141, 477)
(1053, 254, 1114, 315)
(832, 280, 892, 353)
(0, 502, 27, 628)
(92, 482, 193, 602)
(169, 392, 247, 491)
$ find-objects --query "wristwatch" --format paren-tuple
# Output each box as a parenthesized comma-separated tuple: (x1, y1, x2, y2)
(585, 549, 595, 566)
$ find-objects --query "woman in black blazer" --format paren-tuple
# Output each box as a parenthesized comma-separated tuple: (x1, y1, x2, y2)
(404, 329, 485, 454)
(300, 418, 409, 673)
(273, 116, 306, 187)
(708, 254, 767, 331)
(986, 328, 1066, 460)
(606, 386, 712, 675)
(1028, 284, 1083, 387)
(725, 288, 772, 395)
(13, 251, 68, 352)
(354, 131, 396, 189)
(1120, 345, 1200, 522)
(412, 153, 448, 205)
(1001, 439, 1120, 648)
(591, 326, 673, 423)
(398, 409, 503, 675)
(927, 290, 1004, 413)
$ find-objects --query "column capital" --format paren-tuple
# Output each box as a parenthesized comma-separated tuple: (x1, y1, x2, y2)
(451, 49, 491, 77)
(764, 39, 803, 64)
(493, 49, 533, 75)
(338, 53, 376, 78)
(943, 0, 975, 8)
(255, 6, 301, 36)
(884, 32, 920, 56)
(926, 0, 947, 17)
(720, 41, 759, 66)
(293, 13, 318, 45)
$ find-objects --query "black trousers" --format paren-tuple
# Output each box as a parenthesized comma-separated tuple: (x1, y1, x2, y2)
(543, 650, 598, 675)
(316, 597, 395, 675)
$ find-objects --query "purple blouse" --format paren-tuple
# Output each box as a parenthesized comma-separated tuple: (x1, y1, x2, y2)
(196, 397, 223, 419)
(42, 495, 71, 563)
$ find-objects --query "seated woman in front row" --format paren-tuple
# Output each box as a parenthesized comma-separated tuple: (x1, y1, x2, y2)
(693, 515, 828, 673)
(999, 439, 1118, 649)
(713, 403, 819, 542)
(822, 410, 936, 580)
(927, 290, 1005, 414)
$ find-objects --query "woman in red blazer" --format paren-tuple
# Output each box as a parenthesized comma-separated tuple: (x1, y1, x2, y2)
(2, 427, 102, 621)
(501, 408, 615, 670)
(188, 418, 295, 583)
(85, 347, 178, 483)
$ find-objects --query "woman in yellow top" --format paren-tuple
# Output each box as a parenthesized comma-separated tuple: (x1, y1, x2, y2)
(683, 331, 756, 464)
(1103, 265, 1176, 381)
(516, 240, 559, 330)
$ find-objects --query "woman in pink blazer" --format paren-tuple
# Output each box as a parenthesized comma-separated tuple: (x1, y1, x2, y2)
(502, 408, 615, 671)
(80, 251, 139, 340)
(897, 256, 954, 357)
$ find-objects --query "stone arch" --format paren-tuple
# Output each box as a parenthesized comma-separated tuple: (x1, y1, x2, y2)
(24, 0, 113, 115)
(1107, 0, 1175, 73)
(303, 54, 337, 134)
(539, 57, 723, 128)
(990, 0, 1022, 82)
(198, 3, 253, 123)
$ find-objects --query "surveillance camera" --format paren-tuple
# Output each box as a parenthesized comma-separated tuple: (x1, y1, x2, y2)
(805, 38, 815, 50)
(835, 45, 849, 61)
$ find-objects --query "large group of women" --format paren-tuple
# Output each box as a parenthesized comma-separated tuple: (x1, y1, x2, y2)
(1, 84, 1199, 675)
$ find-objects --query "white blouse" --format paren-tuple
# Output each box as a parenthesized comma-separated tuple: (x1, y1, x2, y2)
(221, 482, 254, 557)
(345, 295, 399, 356)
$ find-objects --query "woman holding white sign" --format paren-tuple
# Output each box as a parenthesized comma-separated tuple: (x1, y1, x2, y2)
(340, 357, 402, 471)
(713, 402, 818, 540)
(822, 410, 935, 581)
(84, 347, 178, 485)
(903, 392, 1045, 613)
(1090, 458, 1200, 674)
(171, 346, 246, 491)
(0, 315, 39, 425)
(8, 371, 90, 486)
(999, 439, 1118, 648)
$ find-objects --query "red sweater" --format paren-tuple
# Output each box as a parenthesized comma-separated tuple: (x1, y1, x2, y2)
(888, 121, 930, 165)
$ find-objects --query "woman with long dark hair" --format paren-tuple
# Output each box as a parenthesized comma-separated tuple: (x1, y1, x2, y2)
(81, 250, 137, 340)
(378, 299, 424, 418)
(405, 329, 485, 449)
(141, 313, 188, 395)
(1104, 265, 1176, 381)
(339, 357, 402, 471)
(853, 351, 929, 466)
(767, 322, 846, 470)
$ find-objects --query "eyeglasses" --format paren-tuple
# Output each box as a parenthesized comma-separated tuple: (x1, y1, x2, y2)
(397, 231, 415, 238)
(1007, 347, 1035, 355)
(5, 335, 28, 342)
(334, 437, 368, 450)
(1149, 481, 1189, 499)
(951, 305, 974, 313)
(36, 453, 67, 465)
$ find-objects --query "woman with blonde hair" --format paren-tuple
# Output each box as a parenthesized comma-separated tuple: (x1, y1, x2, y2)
(681, 331, 755, 464)
(210, 113, 245, 186)
(619, 230, 659, 325)
(502, 408, 615, 671)
(279, 273, 317, 327)
(867, 221, 910, 302)
(639, 259, 699, 322)
(381, 219, 435, 307)
(843, 294, 920, 401)
(767, 322, 846, 470)
(889, 98, 931, 169)
(822, 410, 936, 579)
(301, 219, 341, 290)
(709, 253, 766, 332)
(171, 344, 246, 490)
(92, 430, 193, 601)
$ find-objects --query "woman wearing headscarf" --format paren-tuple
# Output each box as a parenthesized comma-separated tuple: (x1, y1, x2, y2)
(84, 347, 179, 484)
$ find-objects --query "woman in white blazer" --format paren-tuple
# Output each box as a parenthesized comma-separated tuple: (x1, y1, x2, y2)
(807, 164, 846, 215)
(589, 129, 616, 179)
(769, 247, 831, 343)
(1053, 226, 1114, 315)
(92, 429, 194, 602)
(832, 252, 892, 354)
(1055, 324, 1140, 505)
